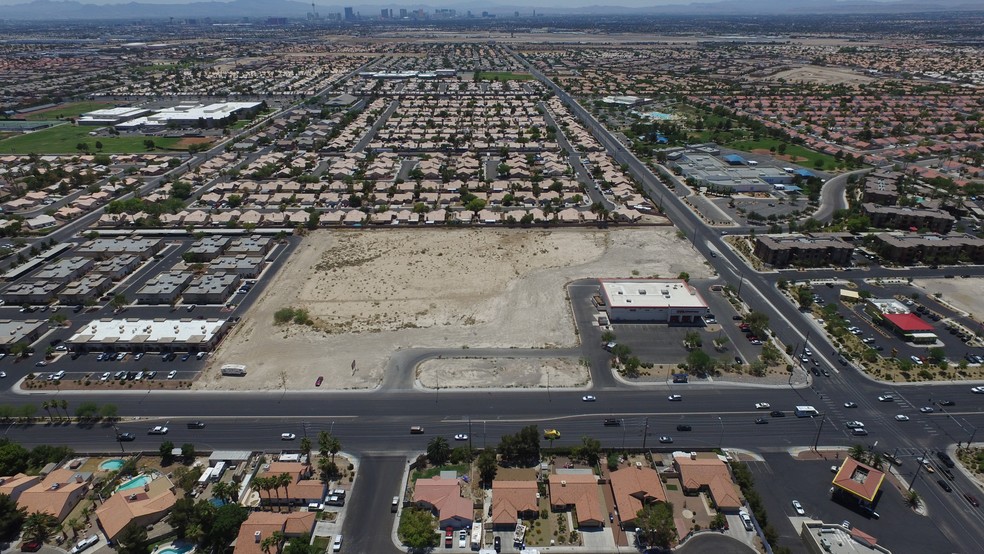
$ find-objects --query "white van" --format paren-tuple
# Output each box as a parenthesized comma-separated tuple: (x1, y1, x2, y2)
(69, 535, 99, 554)
(332, 535, 343, 552)
(53, 370, 66, 381)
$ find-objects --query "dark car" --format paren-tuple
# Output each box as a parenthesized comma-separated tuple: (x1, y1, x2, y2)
(20, 541, 42, 552)
(770, 410, 785, 417)
(315, 376, 324, 387)
(755, 418, 768, 424)
(937, 400, 955, 406)
(938, 479, 953, 492)
(603, 418, 621, 426)
(734, 356, 742, 364)
(732, 315, 743, 320)
(965, 493, 980, 508)
(493, 536, 501, 553)
(187, 421, 206, 429)
(116, 432, 135, 442)
(676, 424, 692, 432)
(937, 451, 955, 468)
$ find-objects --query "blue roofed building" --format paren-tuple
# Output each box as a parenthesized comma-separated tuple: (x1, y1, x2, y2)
(723, 154, 745, 165)
(794, 168, 816, 178)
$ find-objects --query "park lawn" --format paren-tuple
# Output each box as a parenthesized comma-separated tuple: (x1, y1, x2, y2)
(24, 101, 114, 120)
(476, 71, 535, 81)
(0, 123, 181, 154)
(727, 137, 839, 169)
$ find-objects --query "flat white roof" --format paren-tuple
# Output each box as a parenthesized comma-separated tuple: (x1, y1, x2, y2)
(68, 318, 227, 345)
(600, 279, 708, 309)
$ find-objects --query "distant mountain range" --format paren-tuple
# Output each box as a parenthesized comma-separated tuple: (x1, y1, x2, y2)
(0, 0, 981, 21)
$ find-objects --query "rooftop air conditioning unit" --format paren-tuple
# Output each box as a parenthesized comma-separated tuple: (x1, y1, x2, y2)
(635, 462, 642, 469)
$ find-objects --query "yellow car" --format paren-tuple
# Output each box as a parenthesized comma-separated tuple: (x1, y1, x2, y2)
(544, 429, 561, 440)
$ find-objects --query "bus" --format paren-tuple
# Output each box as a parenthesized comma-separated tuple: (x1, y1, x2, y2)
(795, 405, 820, 418)
(470, 522, 483, 551)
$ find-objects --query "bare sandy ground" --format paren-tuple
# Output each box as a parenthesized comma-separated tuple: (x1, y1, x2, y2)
(912, 277, 984, 321)
(765, 65, 876, 85)
(204, 227, 712, 391)
(417, 357, 589, 389)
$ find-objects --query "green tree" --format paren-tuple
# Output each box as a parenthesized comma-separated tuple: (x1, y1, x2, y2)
(745, 311, 770, 337)
(99, 404, 118, 420)
(572, 436, 601, 467)
(464, 198, 487, 215)
(0, 493, 26, 541)
(686, 349, 714, 374)
(203, 504, 248, 553)
(167, 497, 196, 538)
(110, 293, 127, 311)
(636, 502, 676, 549)
(181, 443, 196, 464)
(0, 441, 29, 475)
(497, 425, 540, 466)
(117, 522, 150, 554)
(282, 536, 320, 554)
(796, 287, 814, 309)
(211, 481, 238, 505)
(477, 450, 498, 485)
(398, 507, 440, 550)
(160, 441, 175, 466)
(426, 437, 451, 466)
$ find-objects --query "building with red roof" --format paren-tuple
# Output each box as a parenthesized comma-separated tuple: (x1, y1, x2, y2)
(831, 458, 885, 512)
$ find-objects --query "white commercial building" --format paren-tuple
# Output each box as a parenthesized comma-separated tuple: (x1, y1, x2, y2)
(598, 279, 709, 324)
(66, 317, 232, 353)
(115, 102, 262, 130)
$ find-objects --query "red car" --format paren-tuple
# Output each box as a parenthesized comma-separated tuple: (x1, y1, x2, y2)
(315, 376, 324, 387)
(444, 527, 453, 548)
(20, 542, 42, 553)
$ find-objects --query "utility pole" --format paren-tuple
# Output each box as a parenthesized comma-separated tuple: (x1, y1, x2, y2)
(621, 418, 626, 450)
(813, 414, 826, 451)
(718, 417, 724, 449)
(736, 265, 745, 301)
(909, 451, 927, 491)
(642, 417, 650, 450)
(468, 415, 473, 451)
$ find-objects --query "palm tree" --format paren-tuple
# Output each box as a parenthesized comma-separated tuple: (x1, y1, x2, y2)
(41, 401, 52, 422)
(250, 477, 267, 509)
(848, 444, 867, 463)
(212, 481, 237, 505)
(22, 510, 59, 543)
(904, 489, 921, 509)
(264, 477, 280, 509)
(326, 434, 341, 462)
(66, 517, 83, 539)
(278, 473, 293, 510)
(260, 530, 285, 554)
(299, 437, 312, 460)
(59, 400, 68, 420)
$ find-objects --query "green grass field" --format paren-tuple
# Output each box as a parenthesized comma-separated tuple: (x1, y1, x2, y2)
(0, 123, 181, 154)
(727, 137, 838, 168)
(475, 71, 535, 81)
(24, 101, 114, 120)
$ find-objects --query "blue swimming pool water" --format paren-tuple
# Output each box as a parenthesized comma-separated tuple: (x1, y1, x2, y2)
(117, 474, 151, 491)
(99, 459, 124, 471)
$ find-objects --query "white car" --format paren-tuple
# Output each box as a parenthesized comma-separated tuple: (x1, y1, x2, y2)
(668, 394, 682, 401)
(920, 406, 934, 414)
(973, 386, 984, 394)
(0, 371, 5, 378)
(755, 402, 771, 409)
(910, 355, 923, 365)
(332, 535, 342, 552)
(148, 426, 168, 435)
(100, 372, 111, 381)
(134, 353, 144, 360)
(877, 394, 894, 402)
(803, 347, 813, 356)
(454, 434, 468, 441)
(844, 402, 857, 408)
(54, 345, 68, 351)
(582, 395, 597, 402)
(69, 535, 99, 554)
(281, 433, 296, 440)
(791, 500, 805, 516)
(168, 370, 177, 379)
(845, 421, 865, 429)
(895, 414, 910, 421)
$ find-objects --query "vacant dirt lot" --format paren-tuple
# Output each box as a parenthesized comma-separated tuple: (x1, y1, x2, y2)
(912, 277, 984, 321)
(205, 227, 712, 390)
(765, 65, 876, 85)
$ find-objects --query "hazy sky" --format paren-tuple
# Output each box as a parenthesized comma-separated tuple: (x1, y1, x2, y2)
(0, 0, 734, 5)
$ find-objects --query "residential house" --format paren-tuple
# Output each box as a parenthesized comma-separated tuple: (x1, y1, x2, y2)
(96, 481, 178, 541)
(491, 480, 538, 530)
(673, 453, 743, 512)
(609, 465, 666, 530)
(412, 476, 473, 530)
(233, 512, 317, 554)
(548, 473, 604, 528)
(16, 469, 91, 521)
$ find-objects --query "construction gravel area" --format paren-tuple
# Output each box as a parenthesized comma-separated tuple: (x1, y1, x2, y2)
(204, 227, 712, 391)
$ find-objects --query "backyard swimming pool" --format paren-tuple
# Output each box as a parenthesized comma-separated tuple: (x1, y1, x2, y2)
(116, 474, 152, 491)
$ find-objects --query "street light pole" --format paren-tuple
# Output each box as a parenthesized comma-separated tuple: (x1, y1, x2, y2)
(718, 417, 724, 449)
(621, 419, 626, 450)
(642, 417, 649, 450)
(736, 266, 745, 301)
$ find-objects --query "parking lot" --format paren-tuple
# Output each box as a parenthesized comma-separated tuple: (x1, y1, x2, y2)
(749, 452, 957, 554)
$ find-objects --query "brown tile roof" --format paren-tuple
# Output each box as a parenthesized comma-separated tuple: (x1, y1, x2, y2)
(673, 454, 743, 511)
(832, 458, 885, 503)
(491, 480, 538, 525)
(16, 469, 89, 520)
(609, 465, 666, 524)
(257, 462, 326, 503)
(96, 486, 177, 540)
(0, 473, 40, 500)
(412, 477, 472, 524)
(548, 474, 605, 526)
(234, 511, 317, 554)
